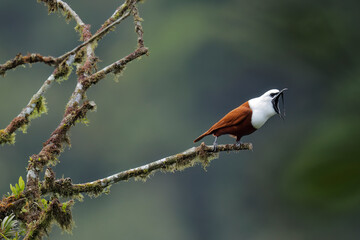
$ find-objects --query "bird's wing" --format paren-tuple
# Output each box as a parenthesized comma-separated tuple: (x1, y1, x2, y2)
(193, 102, 252, 143)
(206, 104, 252, 133)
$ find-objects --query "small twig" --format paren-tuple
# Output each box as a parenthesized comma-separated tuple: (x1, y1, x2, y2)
(132, 5, 145, 48)
(0, 53, 57, 76)
(54, 0, 92, 41)
(96, 0, 138, 33)
(37, 0, 85, 27)
(55, 0, 85, 26)
(81, 47, 148, 89)
(40, 143, 253, 197)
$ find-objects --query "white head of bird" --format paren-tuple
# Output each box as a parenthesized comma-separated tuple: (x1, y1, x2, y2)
(248, 88, 287, 129)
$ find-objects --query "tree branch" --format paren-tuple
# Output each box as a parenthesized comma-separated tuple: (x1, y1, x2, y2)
(23, 198, 74, 240)
(131, 5, 145, 48)
(81, 47, 148, 88)
(54, 0, 85, 26)
(96, 0, 139, 34)
(37, 0, 85, 27)
(40, 143, 253, 197)
(0, 53, 57, 76)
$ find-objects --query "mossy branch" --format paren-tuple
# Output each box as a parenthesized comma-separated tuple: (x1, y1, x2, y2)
(23, 198, 74, 240)
(82, 47, 148, 88)
(132, 5, 145, 48)
(40, 143, 253, 197)
(96, 0, 139, 34)
(37, 0, 86, 31)
(0, 53, 57, 76)
(27, 100, 97, 170)
(0, 196, 27, 221)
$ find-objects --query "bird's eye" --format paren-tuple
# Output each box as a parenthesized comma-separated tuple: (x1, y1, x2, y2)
(270, 93, 277, 97)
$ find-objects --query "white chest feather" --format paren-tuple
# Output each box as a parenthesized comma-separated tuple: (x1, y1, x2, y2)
(248, 97, 276, 129)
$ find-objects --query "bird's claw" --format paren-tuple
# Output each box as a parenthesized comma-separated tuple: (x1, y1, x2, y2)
(213, 143, 218, 151)
(213, 136, 218, 151)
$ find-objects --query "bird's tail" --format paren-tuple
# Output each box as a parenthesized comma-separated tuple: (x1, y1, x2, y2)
(193, 131, 211, 143)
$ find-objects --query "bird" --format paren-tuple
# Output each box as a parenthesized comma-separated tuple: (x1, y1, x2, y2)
(194, 88, 287, 149)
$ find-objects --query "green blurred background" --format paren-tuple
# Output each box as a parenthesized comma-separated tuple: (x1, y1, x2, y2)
(1, 0, 360, 239)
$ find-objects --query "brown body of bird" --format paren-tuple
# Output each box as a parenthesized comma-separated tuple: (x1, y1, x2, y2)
(194, 101, 255, 143)
(194, 88, 287, 148)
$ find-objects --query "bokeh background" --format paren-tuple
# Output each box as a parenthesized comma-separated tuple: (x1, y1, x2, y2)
(1, 0, 360, 239)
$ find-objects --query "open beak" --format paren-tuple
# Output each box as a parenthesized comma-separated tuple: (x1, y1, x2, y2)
(272, 88, 288, 118)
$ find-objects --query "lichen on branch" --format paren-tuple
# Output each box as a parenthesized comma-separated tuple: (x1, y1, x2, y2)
(23, 198, 74, 240)
(0, 53, 57, 76)
(40, 143, 253, 198)
(28, 100, 97, 169)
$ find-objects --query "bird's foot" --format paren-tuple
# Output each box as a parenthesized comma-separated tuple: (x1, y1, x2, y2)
(213, 142, 218, 151)
(235, 141, 242, 147)
(213, 136, 218, 151)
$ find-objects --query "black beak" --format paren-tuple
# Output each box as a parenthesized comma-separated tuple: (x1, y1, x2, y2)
(272, 88, 288, 118)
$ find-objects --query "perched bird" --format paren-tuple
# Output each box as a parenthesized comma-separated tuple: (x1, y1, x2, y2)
(194, 88, 287, 149)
